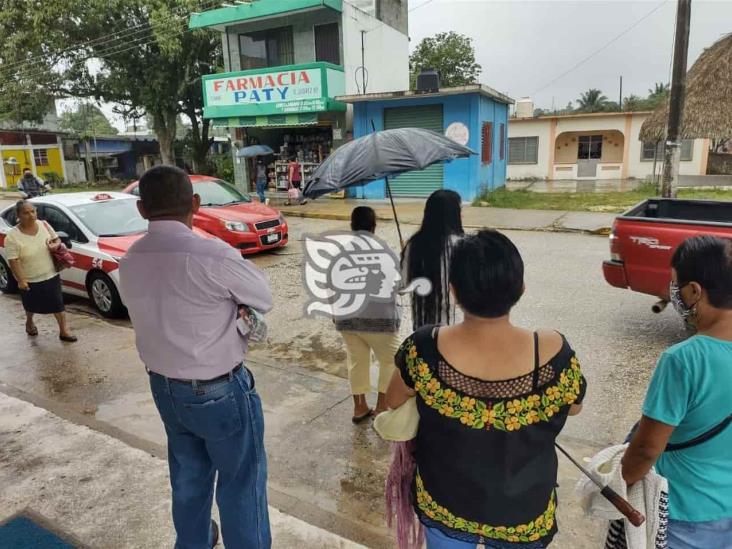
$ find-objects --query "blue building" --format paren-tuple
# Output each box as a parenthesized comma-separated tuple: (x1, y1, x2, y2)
(339, 85, 514, 201)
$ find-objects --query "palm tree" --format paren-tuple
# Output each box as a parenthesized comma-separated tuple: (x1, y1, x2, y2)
(646, 82, 670, 109)
(576, 89, 609, 112)
(623, 95, 645, 112)
(648, 82, 670, 97)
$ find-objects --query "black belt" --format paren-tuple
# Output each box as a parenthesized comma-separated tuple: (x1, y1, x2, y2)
(148, 363, 243, 385)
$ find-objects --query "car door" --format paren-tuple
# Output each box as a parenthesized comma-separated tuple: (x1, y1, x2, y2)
(37, 205, 90, 293)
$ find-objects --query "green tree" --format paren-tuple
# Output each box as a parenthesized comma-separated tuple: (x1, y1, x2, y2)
(645, 81, 670, 109)
(59, 104, 118, 136)
(409, 31, 482, 88)
(0, 0, 222, 167)
(622, 94, 645, 111)
(576, 89, 609, 113)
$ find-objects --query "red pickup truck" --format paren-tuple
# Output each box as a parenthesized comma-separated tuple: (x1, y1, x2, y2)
(603, 198, 732, 309)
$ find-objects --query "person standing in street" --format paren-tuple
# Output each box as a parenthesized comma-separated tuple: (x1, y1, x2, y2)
(336, 206, 401, 423)
(401, 189, 464, 330)
(387, 230, 586, 548)
(5, 200, 76, 342)
(119, 165, 273, 549)
(622, 235, 732, 548)
(288, 155, 307, 205)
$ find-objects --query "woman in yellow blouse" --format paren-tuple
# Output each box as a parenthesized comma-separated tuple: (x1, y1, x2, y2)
(5, 200, 77, 342)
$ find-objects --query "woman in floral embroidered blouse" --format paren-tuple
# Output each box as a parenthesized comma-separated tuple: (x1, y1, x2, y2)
(386, 230, 587, 549)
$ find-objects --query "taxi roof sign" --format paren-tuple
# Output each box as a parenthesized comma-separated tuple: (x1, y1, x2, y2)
(93, 193, 114, 201)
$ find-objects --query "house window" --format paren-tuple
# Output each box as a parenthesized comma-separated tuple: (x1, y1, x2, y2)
(508, 137, 539, 164)
(641, 140, 694, 162)
(315, 23, 340, 65)
(239, 27, 294, 70)
(481, 122, 493, 164)
(33, 149, 49, 166)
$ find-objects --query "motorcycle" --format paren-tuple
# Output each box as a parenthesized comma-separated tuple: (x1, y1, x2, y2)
(18, 182, 51, 199)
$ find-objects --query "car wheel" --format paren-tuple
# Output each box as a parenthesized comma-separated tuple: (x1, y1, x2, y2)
(87, 271, 126, 318)
(0, 257, 18, 294)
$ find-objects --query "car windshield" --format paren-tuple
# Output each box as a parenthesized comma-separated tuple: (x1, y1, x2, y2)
(70, 198, 148, 237)
(195, 180, 252, 206)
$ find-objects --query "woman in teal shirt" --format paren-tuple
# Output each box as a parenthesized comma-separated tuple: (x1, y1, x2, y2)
(622, 235, 732, 548)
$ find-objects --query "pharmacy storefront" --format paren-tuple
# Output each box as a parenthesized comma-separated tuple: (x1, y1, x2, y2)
(203, 63, 347, 192)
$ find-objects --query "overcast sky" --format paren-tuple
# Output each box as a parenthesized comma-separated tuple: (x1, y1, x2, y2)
(409, 0, 732, 111)
(75, 0, 732, 130)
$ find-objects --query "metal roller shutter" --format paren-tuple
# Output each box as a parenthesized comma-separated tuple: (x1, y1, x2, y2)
(383, 105, 444, 197)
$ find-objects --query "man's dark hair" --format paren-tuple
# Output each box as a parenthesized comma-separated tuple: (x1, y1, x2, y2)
(449, 229, 524, 318)
(138, 165, 193, 219)
(672, 235, 732, 309)
(351, 206, 376, 233)
(23, 168, 31, 174)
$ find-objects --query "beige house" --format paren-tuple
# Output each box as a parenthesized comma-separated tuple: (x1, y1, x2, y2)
(507, 110, 710, 182)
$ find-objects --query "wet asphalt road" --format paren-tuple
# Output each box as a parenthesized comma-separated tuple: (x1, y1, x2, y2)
(0, 213, 689, 546)
(35, 215, 687, 446)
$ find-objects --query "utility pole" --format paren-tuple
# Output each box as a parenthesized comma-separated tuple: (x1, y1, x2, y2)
(619, 76, 623, 111)
(661, 0, 692, 198)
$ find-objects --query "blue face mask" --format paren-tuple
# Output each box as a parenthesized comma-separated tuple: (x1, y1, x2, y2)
(670, 281, 694, 320)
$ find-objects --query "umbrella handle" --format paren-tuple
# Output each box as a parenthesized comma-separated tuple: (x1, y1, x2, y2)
(384, 177, 403, 248)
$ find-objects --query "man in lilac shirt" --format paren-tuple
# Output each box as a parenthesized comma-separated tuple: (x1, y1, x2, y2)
(119, 166, 273, 549)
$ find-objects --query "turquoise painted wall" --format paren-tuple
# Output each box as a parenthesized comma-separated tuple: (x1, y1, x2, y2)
(350, 92, 509, 201)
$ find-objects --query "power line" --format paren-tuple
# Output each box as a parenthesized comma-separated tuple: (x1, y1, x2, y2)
(530, 0, 670, 97)
(410, 0, 436, 12)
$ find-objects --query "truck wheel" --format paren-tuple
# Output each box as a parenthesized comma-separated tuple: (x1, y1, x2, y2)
(0, 258, 18, 294)
(87, 271, 126, 318)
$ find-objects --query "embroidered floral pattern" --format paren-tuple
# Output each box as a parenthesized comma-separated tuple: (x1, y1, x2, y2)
(404, 339, 583, 432)
(416, 474, 556, 542)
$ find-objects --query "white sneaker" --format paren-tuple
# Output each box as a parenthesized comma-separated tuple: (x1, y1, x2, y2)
(265, 198, 270, 206)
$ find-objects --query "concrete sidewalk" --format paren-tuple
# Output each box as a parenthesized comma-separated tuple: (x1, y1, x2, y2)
(279, 199, 616, 235)
(0, 391, 364, 549)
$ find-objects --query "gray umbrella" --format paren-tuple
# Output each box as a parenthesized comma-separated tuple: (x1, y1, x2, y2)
(236, 144, 274, 158)
(303, 128, 475, 244)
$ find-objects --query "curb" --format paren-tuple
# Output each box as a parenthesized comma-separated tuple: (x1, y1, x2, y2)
(280, 209, 612, 236)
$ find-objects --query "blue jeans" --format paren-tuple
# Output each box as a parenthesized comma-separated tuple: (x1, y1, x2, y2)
(425, 527, 475, 548)
(149, 365, 271, 549)
(668, 517, 732, 549)
(255, 179, 266, 203)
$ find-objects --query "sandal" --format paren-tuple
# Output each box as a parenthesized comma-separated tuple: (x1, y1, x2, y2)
(26, 325, 38, 337)
(59, 334, 78, 343)
(352, 409, 374, 424)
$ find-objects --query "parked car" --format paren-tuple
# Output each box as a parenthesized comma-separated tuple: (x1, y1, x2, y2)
(603, 198, 732, 311)
(123, 175, 288, 254)
(0, 192, 212, 318)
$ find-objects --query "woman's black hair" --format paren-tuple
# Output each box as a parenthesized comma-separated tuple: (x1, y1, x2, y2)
(672, 235, 732, 309)
(351, 206, 376, 233)
(402, 189, 464, 328)
(450, 229, 524, 318)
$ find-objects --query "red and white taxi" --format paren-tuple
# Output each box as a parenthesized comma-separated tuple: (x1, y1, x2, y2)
(0, 192, 197, 318)
(123, 175, 289, 254)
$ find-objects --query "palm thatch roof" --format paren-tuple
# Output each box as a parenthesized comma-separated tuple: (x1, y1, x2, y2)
(640, 33, 732, 141)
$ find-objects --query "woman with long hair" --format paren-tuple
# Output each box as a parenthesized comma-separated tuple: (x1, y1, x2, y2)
(402, 189, 464, 330)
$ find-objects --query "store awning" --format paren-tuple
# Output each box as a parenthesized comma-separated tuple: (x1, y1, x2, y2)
(212, 113, 319, 128)
(189, 0, 342, 31)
